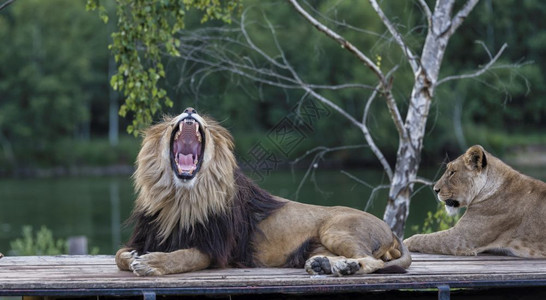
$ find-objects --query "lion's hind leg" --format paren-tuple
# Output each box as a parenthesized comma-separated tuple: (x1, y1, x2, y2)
(305, 212, 403, 276)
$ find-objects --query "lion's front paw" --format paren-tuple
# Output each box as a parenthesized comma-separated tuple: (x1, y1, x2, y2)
(116, 249, 138, 271)
(130, 252, 168, 276)
(120, 250, 138, 261)
(305, 256, 332, 275)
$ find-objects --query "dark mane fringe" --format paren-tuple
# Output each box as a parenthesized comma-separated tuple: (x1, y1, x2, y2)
(125, 167, 285, 268)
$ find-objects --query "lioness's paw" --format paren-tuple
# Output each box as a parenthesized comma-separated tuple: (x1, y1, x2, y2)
(332, 259, 360, 276)
(305, 256, 332, 275)
(130, 252, 167, 276)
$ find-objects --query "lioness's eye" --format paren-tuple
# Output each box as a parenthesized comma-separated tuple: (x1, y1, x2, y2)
(449, 170, 456, 176)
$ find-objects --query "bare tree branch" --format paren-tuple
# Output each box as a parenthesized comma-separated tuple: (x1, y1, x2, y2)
(369, 0, 419, 73)
(362, 66, 398, 135)
(362, 66, 401, 176)
(417, 0, 433, 26)
(0, 0, 16, 11)
(262, 14, 396, 180)
(301, 0, 385, 38)
(411, 177, 435, 186)
(176, 26, 376, 92)
(287, 0, 383, 78)
(172, 20, 397, 181)
(340, 170, 390, 211)
(363, 83, 381, 126)
(288, 0, 408, 154)
(291, 145, 368, 200)
(436, 43, 508, 87)
(448, 0, 480, 36)
(240, 10, 287, 70)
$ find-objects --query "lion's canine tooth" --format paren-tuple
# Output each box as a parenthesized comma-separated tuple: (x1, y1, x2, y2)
(195, 124, 201, 142)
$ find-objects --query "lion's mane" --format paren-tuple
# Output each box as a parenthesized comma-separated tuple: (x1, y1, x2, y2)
(124, 115, 285, 267)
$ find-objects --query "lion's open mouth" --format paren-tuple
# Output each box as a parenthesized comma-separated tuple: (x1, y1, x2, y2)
(170, 117, 205, 180)
(444, 199, 460, 208)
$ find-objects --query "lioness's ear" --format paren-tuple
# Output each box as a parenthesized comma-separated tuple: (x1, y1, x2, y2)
(463, 145, 487, 171)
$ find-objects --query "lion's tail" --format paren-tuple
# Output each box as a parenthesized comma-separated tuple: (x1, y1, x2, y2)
(377, 235, 412, 274)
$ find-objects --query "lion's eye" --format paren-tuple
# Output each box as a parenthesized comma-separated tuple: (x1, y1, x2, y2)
(449, 170, 456, 176)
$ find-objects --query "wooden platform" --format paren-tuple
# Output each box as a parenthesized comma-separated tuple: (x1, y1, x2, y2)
(1, 253, 546, 299)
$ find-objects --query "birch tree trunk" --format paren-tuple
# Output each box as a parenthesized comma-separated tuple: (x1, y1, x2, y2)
(383, 0, 479, 237)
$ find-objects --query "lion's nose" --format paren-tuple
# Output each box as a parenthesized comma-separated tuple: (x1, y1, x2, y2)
(434, 188, 440, 194)
(184, 107, 197, 115)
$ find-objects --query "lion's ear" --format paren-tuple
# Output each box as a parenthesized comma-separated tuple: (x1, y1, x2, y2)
(463, 145, 487, 171)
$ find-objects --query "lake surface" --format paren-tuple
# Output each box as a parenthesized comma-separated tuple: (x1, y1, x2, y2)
(1, 167, 544, 254)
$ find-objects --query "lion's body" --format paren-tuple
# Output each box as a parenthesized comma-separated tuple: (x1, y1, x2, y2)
(116, 109, 411, 276)
(404, 145, 546, 258)
(253, 200, 401, 268)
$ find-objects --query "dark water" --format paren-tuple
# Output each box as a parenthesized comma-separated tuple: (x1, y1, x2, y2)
(1, 167, 543, 254)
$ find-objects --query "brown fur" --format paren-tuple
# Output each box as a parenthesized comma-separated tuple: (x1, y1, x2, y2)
(404, 145, 546, 257)
(116, 109, 411, 276)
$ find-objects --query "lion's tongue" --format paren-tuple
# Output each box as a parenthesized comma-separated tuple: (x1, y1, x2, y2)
(178, 153, 194, 170)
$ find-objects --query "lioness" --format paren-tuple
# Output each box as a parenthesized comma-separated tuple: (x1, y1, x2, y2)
(405, 145, 546, 257)
(115, 108, 411, 276)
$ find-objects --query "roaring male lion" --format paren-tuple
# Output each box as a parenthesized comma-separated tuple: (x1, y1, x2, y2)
(404, 145, 546, 257)
(115, 108, 411, 276)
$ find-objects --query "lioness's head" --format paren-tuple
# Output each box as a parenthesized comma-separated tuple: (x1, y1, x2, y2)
(433, 145, 488, 215)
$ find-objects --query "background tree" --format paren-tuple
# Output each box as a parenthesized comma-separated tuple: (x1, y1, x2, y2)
(0, 0, 110, 168)
(165, 0, 514, 237)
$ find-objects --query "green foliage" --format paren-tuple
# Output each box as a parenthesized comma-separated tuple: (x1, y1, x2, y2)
(0, 0, 111, 169)
(412, 205, 461, 234)
(51, 136, 140, 167)
(87, 0, 241, 135)
(10, 226, 67, 256)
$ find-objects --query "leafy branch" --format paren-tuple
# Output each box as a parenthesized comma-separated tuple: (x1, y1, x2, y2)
(87, 0, 241, 135)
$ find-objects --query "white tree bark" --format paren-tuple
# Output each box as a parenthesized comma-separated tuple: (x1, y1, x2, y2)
(382, 0, 480, 237)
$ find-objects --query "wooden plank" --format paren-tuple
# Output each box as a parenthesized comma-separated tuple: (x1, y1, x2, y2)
(1, 254, 546, 296)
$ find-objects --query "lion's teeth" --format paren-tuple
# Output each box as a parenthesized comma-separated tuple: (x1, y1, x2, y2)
(195, 124, 201, 142)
